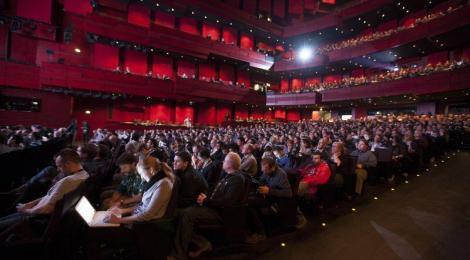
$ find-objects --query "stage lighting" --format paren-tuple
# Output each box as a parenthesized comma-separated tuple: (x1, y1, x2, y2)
(298, 46, 313, 62)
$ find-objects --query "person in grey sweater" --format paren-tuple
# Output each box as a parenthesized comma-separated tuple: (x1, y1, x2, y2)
(105, 155, 174, 223)
(350, 140, 377, 195)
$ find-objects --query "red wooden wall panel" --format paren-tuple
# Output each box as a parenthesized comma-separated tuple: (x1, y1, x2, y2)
(198, 63, 216, 80)
(10, 34, 37, 64)
(219, 64, 235, 83)
(177, 60, 195, 77)
(273, 0, 285, 18)
(291, 78, 303, 91)
(154, 11, 175, 29)
(259, 0, 272, 14)
(16, 0, 53, 24)
(240, 33, 254, 50)
(242, 0, 257, 15)
(124, 50, 148, 75)
(235, 106, 248, 119)
(286, 110, 300, 121)
(149, 103, 172, 123)
(0, 87, 72, 128)
(237, 70, 251, 88)
(0, 25, 7, 59)
(175, 104, 194, 124)
(197, 103, 216, 125)
(288, 0, 303, 15)
(64, 0, 93, 15)
(202, 22, 220, 41)
(216, 104, 232, 124)
(222, 27, 238, 45)
(226, 0, 241, 9)
(92, 43, 119, 70)
(128, 3, 150, 28)
(152, 55, 173, 78)
(179, 17, 199, 36)
(280, 79, 289, 92)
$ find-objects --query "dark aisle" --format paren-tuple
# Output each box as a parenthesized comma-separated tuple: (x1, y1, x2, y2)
(255, 151, 470, 260)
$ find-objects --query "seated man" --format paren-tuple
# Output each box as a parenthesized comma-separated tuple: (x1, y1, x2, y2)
(172, 152, 247, 259)
(246, 157, 292, 243)
(297, 151, 331, 197)
(273, 145, 292, 169)
(101, 153, 144, 209)
(173, 151, 208, 208)
(240, 144, 258, 177)
(0, 149, 89, 234)
(350, 140, 377, 196)
(196, 148, 221, 194)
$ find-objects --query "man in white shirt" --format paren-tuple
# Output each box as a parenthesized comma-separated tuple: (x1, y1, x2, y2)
(0, 149, 89, 232)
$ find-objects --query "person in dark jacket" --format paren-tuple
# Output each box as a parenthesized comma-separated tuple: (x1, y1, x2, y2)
(196, 148, 221, 193)
(246, 157, 293, 243)
(173, 151, 208, 208)
(172, 152, 246, 259)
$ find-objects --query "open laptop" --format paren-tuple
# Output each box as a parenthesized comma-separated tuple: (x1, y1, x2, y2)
(75, 196, 120, 227)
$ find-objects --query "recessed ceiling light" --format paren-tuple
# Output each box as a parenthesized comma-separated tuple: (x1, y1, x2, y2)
(74, 48, 81, 53)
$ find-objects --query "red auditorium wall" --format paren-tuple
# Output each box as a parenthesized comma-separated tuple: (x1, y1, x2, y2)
(243, 0, 257, 15)
(149, 103, 172, 123)
(240, 33, 254, 50)
(274, 109, 286, 120)
(237, 70, 251, 88)
(202, 23, 220, 41)
(16, 0, 52, 24)
(199, 63, 217, 80)
(280, 79, 289, 92)
(64, 0, 93, 16)
(175, 104, 194, 124)
(219, 64, 235, 83)
(127, 3, 150, 28)
(152, 55, 173, 78)
(197, 103, 217, 126)
(10, 34, 37, 64)
(251, 108, 264, 119)
(0, 25, 8, 59)
(273, 0, 286, 18)
(291, 78, 303, 91)
(154, 11, 175, 29)
(222, 27, 237, 45)
(177, 60, 195, 77)
(92, 43, 119, 70)
(0, 88, 72, 127)
(286, 110, 300, 121)
(179, 17, 199, 36)
(216, 104, 232, 124)
(235, 106, 249, 119)
(124, 49, 148, 75)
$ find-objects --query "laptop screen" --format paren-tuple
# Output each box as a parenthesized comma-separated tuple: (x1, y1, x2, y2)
(75, 196, 96, 225)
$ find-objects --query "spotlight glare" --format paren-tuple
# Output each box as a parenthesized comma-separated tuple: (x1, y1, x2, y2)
(74, 48, 81, 53)
(298, 46, 313, 62)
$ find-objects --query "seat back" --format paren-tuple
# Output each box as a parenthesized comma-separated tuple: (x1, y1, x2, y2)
(164, 176, 180, 218)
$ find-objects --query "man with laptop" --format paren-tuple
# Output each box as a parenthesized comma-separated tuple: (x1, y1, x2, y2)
(0, 149, 89, 233)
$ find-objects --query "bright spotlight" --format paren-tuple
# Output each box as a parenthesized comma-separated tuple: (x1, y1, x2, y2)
(298, 46, 313, 62)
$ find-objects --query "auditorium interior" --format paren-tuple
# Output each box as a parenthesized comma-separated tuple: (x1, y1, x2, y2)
(0, 0, 469, 259)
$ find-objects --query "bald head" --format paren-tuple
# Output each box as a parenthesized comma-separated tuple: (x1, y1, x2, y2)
(223, 152, 241, 174)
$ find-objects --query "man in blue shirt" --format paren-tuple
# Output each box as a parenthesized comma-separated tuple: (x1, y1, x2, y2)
(273, 145, 292, 169)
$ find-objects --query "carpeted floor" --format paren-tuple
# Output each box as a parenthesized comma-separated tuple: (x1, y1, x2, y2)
(255, 151, 470, 260)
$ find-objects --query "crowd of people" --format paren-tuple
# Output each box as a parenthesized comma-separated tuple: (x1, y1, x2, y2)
(0, 124, 71, 154)
(315, 4, 463, 55)
(0, 114, 468, 259)
(276, 57, 469, 94)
